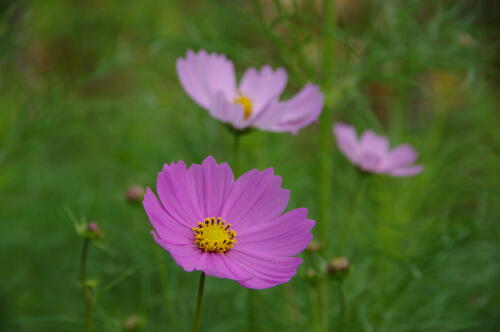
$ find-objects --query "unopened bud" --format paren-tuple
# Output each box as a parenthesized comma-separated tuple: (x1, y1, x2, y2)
(86, 222, 103, 239)
(304, 268, 320, 283)
(457, 33, 476, 48)
(306, 240, 321, 253)
(126, 185, 145, 204)
(77, 221, 103, 240)
(83, 278, 97, 289)
(327, 257, 350, 280)
(123, 314, 145, 331)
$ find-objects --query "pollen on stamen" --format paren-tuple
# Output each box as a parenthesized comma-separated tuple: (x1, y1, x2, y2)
(192, 217, 237, 253)
(233, 94, 253, 120)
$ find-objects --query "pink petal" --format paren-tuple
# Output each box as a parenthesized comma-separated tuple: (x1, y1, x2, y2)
(153, 234, 202, 272)
(194, 252, 251, 282)
(188, 156, 234, 218)
(253, 84, 324, 134)
(155, 238, 250, 283)
(239, 66, 287, 114)
(357, 151, 384, 173)
(176, 50, 237, 109)
(354, 130, 391, 172)
(236, 208, 314, 256)
(156, 161, 203, 227)
(226, 249, 302, 289)
(245, 97, 282, 128)
(208, 92, 248, 129)
(221, 168, 290, 232)
(384, 144, 419, 169)
(143, 189, 193, 245)
(388, 164, 424, 177)
(359, 130, 389, 157)
(333, 122, 359, 163)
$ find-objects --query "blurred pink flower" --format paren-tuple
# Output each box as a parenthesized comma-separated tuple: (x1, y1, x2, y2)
(333, 123, 423, 177)
(176, 50, 324, 134)
(143, 156, 315, 289)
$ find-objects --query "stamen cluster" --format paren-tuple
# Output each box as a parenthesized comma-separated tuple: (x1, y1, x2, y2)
(192, 217, 237, 253)
(233, 95, 253, 120)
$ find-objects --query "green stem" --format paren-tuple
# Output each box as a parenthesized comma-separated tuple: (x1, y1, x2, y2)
(232, 132, 256, 332)
(322, 0, 335, 82)
(339, 280, 347, 323)
(283, 284, 301, 331)
(233, 133, 241, 176)
(80, 238, 93, 332)
(336, 174, 368, 251)
(247, 291, 256, 332)
(319, 0, 336, 246)
(310, 283, 322, 332)
(154, 245, 176, 331)
(318, 279, 329, 332)
(317, 0, 335, 331)
(250, 0, 264, 21)
(192, 272, 206, 332)
(273, 0, 283, 15)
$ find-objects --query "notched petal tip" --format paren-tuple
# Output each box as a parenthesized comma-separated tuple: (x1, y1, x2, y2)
(262, 167, 275, 176)
(144, 186, 154, 196)
(201, 155, 217, 166)
(143, 188, 157, 207)
(160, 160, 187, 175)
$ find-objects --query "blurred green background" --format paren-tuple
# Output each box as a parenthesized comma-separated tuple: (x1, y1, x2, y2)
(0, 0, 499, 331)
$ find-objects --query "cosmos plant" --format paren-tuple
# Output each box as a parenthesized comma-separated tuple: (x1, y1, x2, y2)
(333, 123, 424, 177)
(143, 156, 315, 330)
(143, 156, 315, 289)
(176, 49, 324, 134)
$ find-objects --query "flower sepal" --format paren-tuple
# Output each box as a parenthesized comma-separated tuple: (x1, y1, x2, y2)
(76, 221, 103, 240)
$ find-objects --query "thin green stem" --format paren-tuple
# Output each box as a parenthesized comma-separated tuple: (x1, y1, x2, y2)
(337, 174, 368, 251)
(318, 0, 336, 245)
(154, 245, 176, 331)
(80, 238, 93, 332)
(318, 279, 329, 332)
(233, 133, 241, 176)
(192, 272, 206, 332)
(233, 131, 256, 332)
(283, 284, 301, 331)
(273, 0, 283, 15)
(317, 0, 336, 331)
(310, 283, 322, 332)
(247, 291, 256, 332)
(250, 0, 264, 21)
(339, 280, 347, 323)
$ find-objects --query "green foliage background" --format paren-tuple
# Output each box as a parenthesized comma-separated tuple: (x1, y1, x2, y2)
(0, 0, 499, 331)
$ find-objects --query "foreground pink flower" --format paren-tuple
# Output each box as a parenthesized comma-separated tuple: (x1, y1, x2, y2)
(143, 156, 315, 289)
(176, 50, 324, 134)
(333, 123, 423, 177)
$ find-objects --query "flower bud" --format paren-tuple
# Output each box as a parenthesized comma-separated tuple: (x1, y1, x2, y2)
(77, 221, 103, 240)
(126, 185, 146, 204)
(123, 314, 145, 331)
(304, 268, 320, 283)
(86, 222, 103, 239)
(457, 33, 476, 48)
(306, 240, 322, 253)
(83, 278, 97, 289)
(327, 257, 350, 280)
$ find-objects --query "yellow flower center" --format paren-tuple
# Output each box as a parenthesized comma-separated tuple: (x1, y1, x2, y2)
(192, 217, 237, 253)
(233, 94, 253, 120)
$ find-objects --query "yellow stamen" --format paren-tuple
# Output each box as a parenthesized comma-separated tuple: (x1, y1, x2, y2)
(233, 94, 253, 120)
(192, 217, 237, 253)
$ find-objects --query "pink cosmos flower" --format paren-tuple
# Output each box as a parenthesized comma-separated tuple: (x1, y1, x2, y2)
(176, 49, 324, 134)
(333, 123, 423, 177)
(143, 156, 315, 289)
